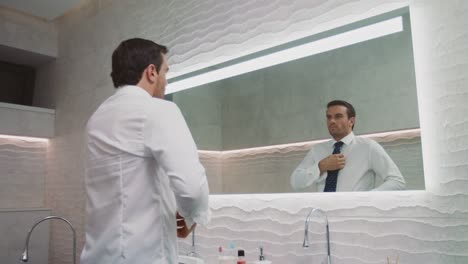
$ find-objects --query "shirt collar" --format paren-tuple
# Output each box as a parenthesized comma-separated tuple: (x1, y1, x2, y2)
(116, 85, 152, 98)
(332, 131, 355, 146)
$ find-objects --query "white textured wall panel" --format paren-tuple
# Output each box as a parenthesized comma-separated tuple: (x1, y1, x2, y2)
(0, 137, 47, 208)
(179, 192, 468, 263)
(163, 0, 410, 77)
(410, 0, 468, 196)
(200, 130, 424, 194)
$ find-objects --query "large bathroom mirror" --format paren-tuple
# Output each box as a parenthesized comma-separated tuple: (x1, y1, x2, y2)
(167, 8, 425, 194)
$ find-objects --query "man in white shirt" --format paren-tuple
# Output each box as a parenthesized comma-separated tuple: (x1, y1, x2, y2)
(80, 38, 210, 264)
(290, 100, 405, 192)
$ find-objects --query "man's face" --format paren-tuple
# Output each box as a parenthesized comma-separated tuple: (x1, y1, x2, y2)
(153, 54, 169, 99)
(326, 105, 354, 140)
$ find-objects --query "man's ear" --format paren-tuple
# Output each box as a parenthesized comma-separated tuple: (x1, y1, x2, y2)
(349, 116, 355, 127)
(146, 64, 158, 83)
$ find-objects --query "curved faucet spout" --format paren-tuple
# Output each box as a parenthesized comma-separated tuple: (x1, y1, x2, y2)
(20, 216, 76, 264)
(302, 208, 331, 264)
(187, 226, 201, 258)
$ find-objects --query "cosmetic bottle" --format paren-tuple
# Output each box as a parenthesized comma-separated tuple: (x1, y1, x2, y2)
(237, 249, 246, 264)
(218, 245, 236, 264)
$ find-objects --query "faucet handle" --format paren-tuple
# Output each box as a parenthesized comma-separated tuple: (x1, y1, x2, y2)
(259, 246, 265, 261)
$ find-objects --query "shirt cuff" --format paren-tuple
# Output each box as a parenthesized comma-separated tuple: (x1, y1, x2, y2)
(313, 163, 326, 183)
(185, 208, 211, 227)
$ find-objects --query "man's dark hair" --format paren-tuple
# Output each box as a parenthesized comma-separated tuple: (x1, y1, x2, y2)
(327, 100, 356, 129)
(110, 38, 168, 88)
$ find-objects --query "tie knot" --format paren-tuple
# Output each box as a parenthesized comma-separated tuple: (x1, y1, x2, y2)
(333, 141, 344, 154)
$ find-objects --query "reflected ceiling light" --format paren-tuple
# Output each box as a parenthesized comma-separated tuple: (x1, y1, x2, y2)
(0, 134, 49, 142)
(166, 16, 403, 94)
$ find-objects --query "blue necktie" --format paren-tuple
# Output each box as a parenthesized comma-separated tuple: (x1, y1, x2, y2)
(324, 141, 344, 192)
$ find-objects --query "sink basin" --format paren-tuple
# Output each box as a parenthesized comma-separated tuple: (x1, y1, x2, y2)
(178, 255, 205, 264)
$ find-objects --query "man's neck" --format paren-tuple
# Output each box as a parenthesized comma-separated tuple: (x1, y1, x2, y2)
(333, 131, 352, 141)
(135, 81, 155, 97)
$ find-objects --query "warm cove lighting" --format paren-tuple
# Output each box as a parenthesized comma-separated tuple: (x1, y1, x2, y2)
(166, 16, 403, 94)
(0, 134, 49, 142)
(198, 128, 420, 155)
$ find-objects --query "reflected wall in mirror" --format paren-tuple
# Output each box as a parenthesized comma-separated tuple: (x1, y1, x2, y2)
(168, 8, 424, 194)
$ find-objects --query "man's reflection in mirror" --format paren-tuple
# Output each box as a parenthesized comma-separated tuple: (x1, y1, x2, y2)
(290, 100, 405, 192)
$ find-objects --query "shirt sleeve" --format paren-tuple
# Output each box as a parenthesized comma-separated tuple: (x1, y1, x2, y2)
(143, 101, 210, 226)
(369, 141, 406, 191)
(290, 147, 325, 190)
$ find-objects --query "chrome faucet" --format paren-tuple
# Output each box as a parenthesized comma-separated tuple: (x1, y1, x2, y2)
(186, 226, 201, 258)
(20, 216, 76, 264)
(303, 208, 331, 264)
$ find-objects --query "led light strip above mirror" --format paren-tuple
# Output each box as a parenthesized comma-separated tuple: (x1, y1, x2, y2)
(166, 14, 404, 94)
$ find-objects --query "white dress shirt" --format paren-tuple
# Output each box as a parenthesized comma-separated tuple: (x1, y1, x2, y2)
(80, 85, 210, 264)
(290, 132, 405, 192)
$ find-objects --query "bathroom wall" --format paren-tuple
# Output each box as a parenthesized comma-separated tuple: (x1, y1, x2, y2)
(0, 103, 55, 138)
(0, 7, 57, 66)
(0, 136, 47, 208)
(30, 0, 468, 263)
(0, 107, 53, 264)
(0, 8, 57, 263)
(0, 7, 57, 57)
(212, 132, 424, 194)
(0, 209, 51, 264)
(0, 121, 52, 263)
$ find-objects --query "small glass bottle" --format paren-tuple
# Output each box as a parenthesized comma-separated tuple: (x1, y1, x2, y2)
(237, 249, 246, 264)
